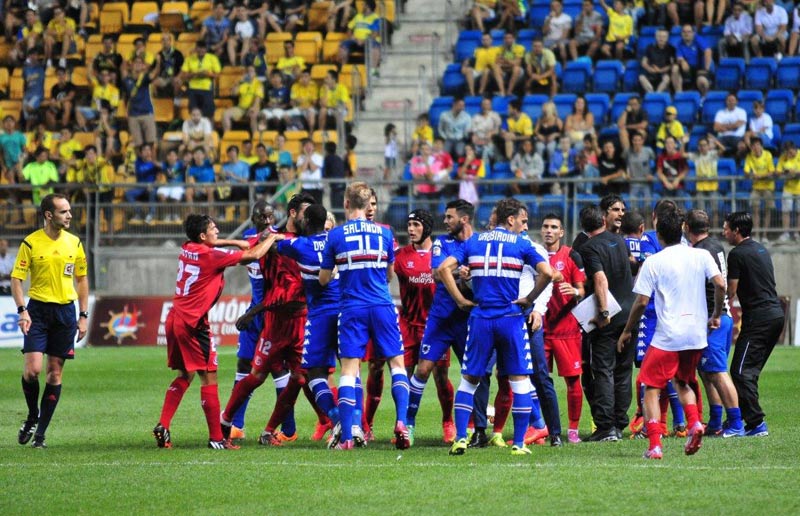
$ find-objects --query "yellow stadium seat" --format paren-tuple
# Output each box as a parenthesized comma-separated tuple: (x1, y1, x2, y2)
(44, 76, 58, 99)
(154, 98, 176, 124)
(174, 40, 194, 57)
(99, 10, 124, 33)
(130, 2, 159, 25)
(146, 33, 163, 56)
(311, 64, 337, 82)
(84, 38, 104, 62)
(265, 41, 286, 64)
(340, 64, 366, 94)
(178, 32, 200, 42)
(190, 1, 213, 22)
(254, 131, 278, 146)
(266, 32, 293, 43)
(0, 68, 9, 94)
(71, 67, 89, 87)
(380, 0, 396, 24)
(103, 2, 130, 22)
(322, 33, 346, 63)
(118, 33, 139, 44)
(162, 1, 189, 14)
(216, 73, 241, 98)
(312, 130, 338, 146)
(9, 77, 24, 100)
(294, 40, 319, 64)
(222, 130, 251, 142)
(284, 139, 302, 159)
(307, 2, 332, 31)
(284, 130, 309, 142)
(0, 100, 22, 117)
(74, 132, 95, 148)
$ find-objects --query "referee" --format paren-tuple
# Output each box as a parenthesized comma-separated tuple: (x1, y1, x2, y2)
(11, 193, 89, 448)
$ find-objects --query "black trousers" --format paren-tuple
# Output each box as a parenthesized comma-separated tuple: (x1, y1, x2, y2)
(588, 326, 635, 432)
(730, 316, 784, 428)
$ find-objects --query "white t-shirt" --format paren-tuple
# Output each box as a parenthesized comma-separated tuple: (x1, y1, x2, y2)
(518, 238, 553, 316)
(714, 106, 748, 138)
(235, 20, 255, 39)
(633, 244, 720, 351)
(182, 118, 213, 141)
(755, 5, 788, 37)
(545, 13, 573, 41)
(749, 112, 774, 141)
(297, 152, 324, 189)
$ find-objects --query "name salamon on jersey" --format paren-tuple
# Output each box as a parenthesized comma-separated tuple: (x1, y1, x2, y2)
(343, 221, 383, 235)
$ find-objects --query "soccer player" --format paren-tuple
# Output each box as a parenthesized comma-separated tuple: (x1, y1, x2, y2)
(685, 209, 744, 437)
(441, 197, 554, 456)
(618, 210, 725, 459)
(394, 209, 456, 444)
(12, 194, 88, 448)
(406, 200, 474, 444)
(153, 213, 281, 449)
(541, 213, 586, 444)
(320, 182, 411, 450)
(723, 211, 785, 437)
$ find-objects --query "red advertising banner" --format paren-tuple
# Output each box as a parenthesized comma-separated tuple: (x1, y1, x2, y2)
(89, 295, 252, 347)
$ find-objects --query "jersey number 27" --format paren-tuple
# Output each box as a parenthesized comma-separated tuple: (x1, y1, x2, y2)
(175, 261, 200, 296)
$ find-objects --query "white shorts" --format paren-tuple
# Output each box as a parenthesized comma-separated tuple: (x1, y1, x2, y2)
(261, 108, 287, 119)
(157, 185, 185, 201)
(782, 191, 800, 212)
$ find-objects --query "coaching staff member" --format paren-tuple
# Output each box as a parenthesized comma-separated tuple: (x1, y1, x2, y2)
(723, 211, 784, 437)
(11, 193, 89, 448)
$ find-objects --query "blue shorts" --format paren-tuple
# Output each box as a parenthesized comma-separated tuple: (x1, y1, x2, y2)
(23, 299, 77, 359)
(236, 305, 264, 360)
(338, 305, 403, 360)
(23, 94, 42, 110)
(699, 313, 733, 373)
(420, 312, 468, 364)
(462, 314, 532, 378)
(303, 311, 338, 369)
(635, 311, 656, 367)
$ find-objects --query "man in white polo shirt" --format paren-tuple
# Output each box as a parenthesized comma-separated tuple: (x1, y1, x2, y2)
(713, 93, 748, 156)
(750, 0, 788, 58)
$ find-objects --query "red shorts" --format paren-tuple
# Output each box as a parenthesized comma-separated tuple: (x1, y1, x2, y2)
(252, 310, 306, 375)
(166, 311, 217, 373)
(400, 319, 451, 368)
(545, 336, 582, 377)
(637, 347, 702, 389)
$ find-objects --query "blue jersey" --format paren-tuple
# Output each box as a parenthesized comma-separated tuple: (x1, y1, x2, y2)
(243, 227, 265, 307)
(450, 227, 545, 318)
(625, 236, 644, 263)
(640, 230, 661, 259)
(429, 235, 469, 320)
(321, 218, 394, 309)
(277, 232, 341, 316)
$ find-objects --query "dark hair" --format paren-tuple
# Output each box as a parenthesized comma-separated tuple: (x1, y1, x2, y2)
(184, 214, 213, 243)
(573, 95, 588, 116)
(324, 141, 337, 155)
(327, 69, 339, 81)
(84, 144, 97, 153)
(227, 145, 239, 154)
(541, 212, 563, 226)
(196, 40, 207, 49)
(446, 199, 474, 220)
(40, 193, 68, 217)
(580, 205, 605, 232)
(303, 204, 328, 234)
(102, 34, 114, 41)
(287, 192, 317, 215)
(725, 211, 753, 238)
(653, 198, 678, 221)
(600, 194, 624, 213)
(346, 134, 358, 150)
(686, 209, 710, 235)
(495, 197, 527, 225)
(365, 0, 376, 10)
(384, 123, 396, 138)
(620, 211, 644, 235)
(509, 99, 521, 111)
(657, 210, 684, 245)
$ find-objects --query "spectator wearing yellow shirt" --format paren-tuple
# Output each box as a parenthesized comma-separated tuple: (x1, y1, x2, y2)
(75, 68, 120, 138)
(318, 70, 350, 131)
(12, 9, 43, 63)
(276, 41, 307, 82)
(43, 6, 75, 68)
(655, 106, 688, 149)
(286, 69, 319, 131)
(599, 0, 633, 60)
(75, 145, 115, 231)
(688, 135, 726, 227)
(128, 37, 156, 67)
(56, 126, 82, 182)
(180, 41, 221, 120)
(462, 33, 500, 97)
(411, 113, 434, 156)
(492, 32, 525, 96)
(471, 0, 498, 32)
(502, 99, 534, 160)
(525, 38, 558, 98)
(222, 66, 264, 136)
(745, 137, 776, 236)
(777, 141, 800, 241)
(339, 0, 381, 70)
(25, 122, 54, 157)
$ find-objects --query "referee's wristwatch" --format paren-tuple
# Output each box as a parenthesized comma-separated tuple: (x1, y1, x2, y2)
(17, 306, 27, 314)
(599, 310, 610, 319)
(79, 311, 90, 319)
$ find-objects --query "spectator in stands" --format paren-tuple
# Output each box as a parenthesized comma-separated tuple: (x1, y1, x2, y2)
(411, 113, 434, 156)
(21, 50, 45, 131)
(201, 2, 230, 60)
(227, 4, 255, 66)
(470, 0, 498, 33)
(128, 37, 156, 68)
(497, 0, 527, 32)
(328, 0, 354, 34)
(409, 142, 447, 211)
(276, 41, 306, 84)
(181, 41, 221, 120)
(122, 56, 160, 153)
(656, 136, 690, 200)
(470, 97, 502, 164)
(0, 116, 27, 221)
(575, 139, 600, 194)
(270, 133, 294, 170)
(751, 0, 788, 58)
(223, 65, 264, 136)
(777, 141, 800, 240)
(492, 31, 525, 96)
(462, 32, 498, 97)
(599, 0, 633, 60)
(153, 33, 184, 99)
(318, 70, 350, 130)
(324, 141, 347, 211)
(384, 123, 398, 176)
(745, 137, 776, 237)
(639, 28, 676, 94)
(548, 135, 578, 194)
(220, 144, 250, 206)
(565, 95, 595, 149)
(156, 148, 186, 221)
(92, 34, 123, 86)
(56, 126, 81, 182)
(569, 0, 603, 61)
(688, 135, 725, 227)
(243, 38, 268, 81)
(674, 25, 712, 95)
(438, 97, 472, 159)
(65, 0, 88, 35)
(510, 138, 544, 194)
(340, 0, 381, 70)
(597, 139, 628, 195)
(241, 0, 268, 40)
(714, 93, 748, 157)
(181, 107, 215, 160)
(503, 98, 534, 160)
(525, 38, 558, 98)
(11, 9, 43, 64)
(43, 5, 74, 68)
(25, 121, 53, 157)
(187, 147, 222, 214)
(534, 100, 563, 161)
(250, 143, 276, 197)
(125, 143, 160, 225)
(543, 0, 572, 64)
(720, 2, 753, 60)
(77, 144, 114, 228)
(456, 143, 485, 205)
(656, 106, 688, 150)
(665, 0, 704, 30)
(21, 146, 58, 207)
(345, 134, 359, 177)
(624, 131, 656, 207)
(745, 100, 775, 149)
(240, 140, 258, 165)
(296, 138, 324, 204)
(278, 0, 308, 34)
(618, 95, 649, 150)
(42, 67, 74, 130)
(790, 6, 800, 56)
(75, 68, 119, 133)
(287, 68, 318, 131)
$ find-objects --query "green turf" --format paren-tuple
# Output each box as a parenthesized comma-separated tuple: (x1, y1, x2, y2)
(1, 346, 799, 515)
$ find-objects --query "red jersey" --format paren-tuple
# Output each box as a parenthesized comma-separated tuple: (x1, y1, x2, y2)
(171, 241, 244, 326)
(544, 245, 586, 338)
(394, 245, 435, 327)
(261, 229, 307, 313)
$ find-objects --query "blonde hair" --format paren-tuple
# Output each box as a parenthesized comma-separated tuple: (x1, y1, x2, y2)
(345, 181, 372, 210)
(541, 101, 557, 119)
(326, 211, 337, 228)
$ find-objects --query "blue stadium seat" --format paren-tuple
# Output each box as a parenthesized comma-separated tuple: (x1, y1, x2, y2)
(585, 93, 611, 126)
(529, 5, 550, 27)
(476, 195, 505, 227)
(454, 31, 482, 62)
(490, 29, 505, 46)
(386, 196, 414, 228)
(441, 64, 466, 95)
(673, 91, 701, 125)
(643, 92, 671, 125)
(461, 95, 483, 116)
(717, 158, 736, 195)
(429, 96, 453, 133)
(538, 194, 566, 218)
(765, 89, 794, 124)
(522, 94, 549, 123)
(517, 195, 539, 219)
(598, 126, 620, 142)
(639, 25, 659, 36)
(563, 0, 582, 19)
(737, 90, 764, 118)
(622, 60, 641, 92)
(770, 124, 782, 150)
(776, 57, 800, 89)
(517, 28, 541, 49)
(745, 57, 777, 89)
(610, 92, 637, 122)
(553, 93, 578, 120)
(492, 95, 516, 116)
(686, 162, 697, 195)
(781, 123, 800, 148)
(561, 60, 593, 94)
(636, 35, 655, 57)
(715, 58, 745, 90)
(593, 60, 624, 94)
(490, 162, 515, 195)
(701, 91, 729, 124)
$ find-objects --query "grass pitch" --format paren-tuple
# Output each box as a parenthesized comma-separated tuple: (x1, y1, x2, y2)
(1, 346, 799, 515)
